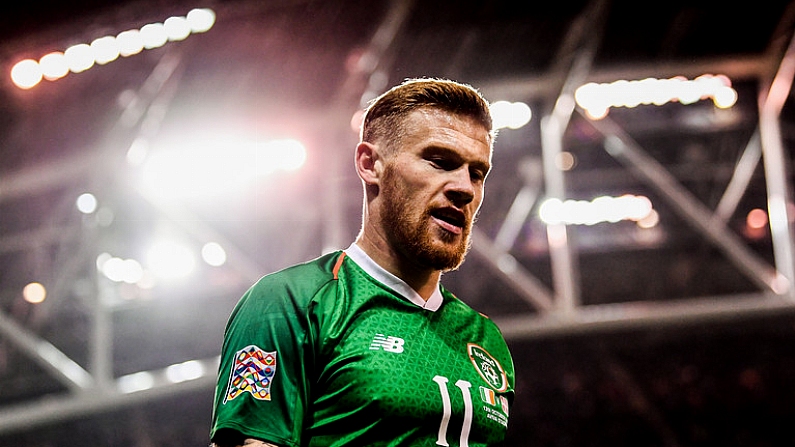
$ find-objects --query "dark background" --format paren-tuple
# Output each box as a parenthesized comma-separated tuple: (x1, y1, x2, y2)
(1, 1, 795, 445)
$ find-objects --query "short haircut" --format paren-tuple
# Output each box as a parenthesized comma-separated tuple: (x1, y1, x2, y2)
(360, 78, 494, 152)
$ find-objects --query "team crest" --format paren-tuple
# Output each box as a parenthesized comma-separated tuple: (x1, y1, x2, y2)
(224, 345, 277, 403)
(467, 343, 508, 392)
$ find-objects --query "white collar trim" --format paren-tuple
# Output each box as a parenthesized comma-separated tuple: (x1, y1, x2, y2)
(344, 243, 443, 311)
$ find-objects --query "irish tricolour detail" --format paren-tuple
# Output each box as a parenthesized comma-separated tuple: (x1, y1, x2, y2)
(467, 343, 508, 392)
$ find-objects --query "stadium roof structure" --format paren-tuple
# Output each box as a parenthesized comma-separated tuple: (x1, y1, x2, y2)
(2, 0, 795, 445)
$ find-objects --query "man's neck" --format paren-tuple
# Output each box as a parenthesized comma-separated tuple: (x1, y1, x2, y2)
(354, 234, 441, 301)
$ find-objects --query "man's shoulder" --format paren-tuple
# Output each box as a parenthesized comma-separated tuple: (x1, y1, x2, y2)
(440, 286, 500, 324)
(247, 251, 344, 297)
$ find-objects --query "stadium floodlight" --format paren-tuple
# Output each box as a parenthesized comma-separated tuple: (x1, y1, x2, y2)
(64, 43, 95, 73)
(23, 282, 47, 304)
(539, 194, 654, 226)
(9, 8, 216, 89)
(490, 100, 532, 130)
(39, 51, 69, 80)
(146, 239, 196, 281)
(137, 132, 307, 203)
(10, 59, 43, 89)
(575, 74, 738, 120)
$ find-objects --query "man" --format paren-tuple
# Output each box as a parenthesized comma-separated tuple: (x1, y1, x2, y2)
(210, 78, 515, 447)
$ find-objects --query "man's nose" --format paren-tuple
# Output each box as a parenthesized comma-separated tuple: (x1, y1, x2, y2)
(445, 168, 476, 206)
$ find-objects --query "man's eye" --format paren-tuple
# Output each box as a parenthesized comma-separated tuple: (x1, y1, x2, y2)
(429, 158, 454, 170)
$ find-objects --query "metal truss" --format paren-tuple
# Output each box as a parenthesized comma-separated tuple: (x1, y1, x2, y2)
(480, 1, 795, 339)
(2, 0, 795, 436)
(0, 0, 415, 436)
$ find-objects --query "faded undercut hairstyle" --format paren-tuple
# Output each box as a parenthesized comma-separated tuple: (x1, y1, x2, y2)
(360, 78, 495, 154)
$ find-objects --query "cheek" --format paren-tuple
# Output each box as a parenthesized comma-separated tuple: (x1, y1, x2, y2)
(472, 187, 485, 208)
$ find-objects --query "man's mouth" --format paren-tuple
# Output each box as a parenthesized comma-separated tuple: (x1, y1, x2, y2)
(430, 208, 467, 235)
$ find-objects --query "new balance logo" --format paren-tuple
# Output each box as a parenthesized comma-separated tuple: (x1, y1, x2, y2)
(369, 334, 405, 353)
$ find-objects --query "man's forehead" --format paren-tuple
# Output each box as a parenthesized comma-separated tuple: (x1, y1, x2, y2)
(403, 107, 492, 142)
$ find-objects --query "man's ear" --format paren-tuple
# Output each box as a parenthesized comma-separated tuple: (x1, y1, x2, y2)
(355, 141, 382, 186)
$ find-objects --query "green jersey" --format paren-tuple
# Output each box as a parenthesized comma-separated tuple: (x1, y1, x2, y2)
(211, 244, 515, 447)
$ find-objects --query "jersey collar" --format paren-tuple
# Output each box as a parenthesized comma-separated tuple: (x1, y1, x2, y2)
(345, 243, 443, 312)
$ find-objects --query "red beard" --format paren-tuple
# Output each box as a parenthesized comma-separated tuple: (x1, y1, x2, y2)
(380, 165, 472, 272)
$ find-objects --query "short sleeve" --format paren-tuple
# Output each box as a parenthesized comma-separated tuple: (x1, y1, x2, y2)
(210, 273, 319, 447)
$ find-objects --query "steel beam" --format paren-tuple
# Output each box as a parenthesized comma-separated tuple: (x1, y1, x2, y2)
(471, 228, 554, 312)
(758, 27, 795, 299)
(0, 357, 218, 436)
(590, 116, 786, 294)
(495, 292, 795, 340)
(0, 309, 94, 392)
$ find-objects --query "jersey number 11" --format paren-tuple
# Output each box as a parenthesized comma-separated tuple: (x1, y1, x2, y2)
(432, 375, 473, 447)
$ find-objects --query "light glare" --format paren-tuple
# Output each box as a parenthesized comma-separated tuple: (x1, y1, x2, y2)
(146, 240, 195, 280)
(202, 242, 227, 267)
(10, 59, 43, 89)
(118, 371, 154, 393)
(99, 255, 145, 284)
(258, 139, 307, 174)
(575, 74, 738, 119)
(39, 52, 69, 80)
(117, 30, 144, 57)
(90, 36, 120, 65)
(76, 193, 98, 214)
(166, 360, 204, 383)
(746, 208, 768, 230)
(140, 23, 168, 49)
(139, 134, 307, 201)
(164, 16, 191, 41)
(187, 8, 216, 33)
(9, 8, 215, 89)
(540, 194, 654, 226)
(491, 100, 532, 130)
(23, 282, 47, 304)
(64, 43, 95, 73)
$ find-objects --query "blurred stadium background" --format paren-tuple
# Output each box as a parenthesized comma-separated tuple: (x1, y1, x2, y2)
(2, 0, 795, 445)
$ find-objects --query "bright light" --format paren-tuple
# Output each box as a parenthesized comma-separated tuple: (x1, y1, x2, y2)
(76, 193, 98, 214)
(575, 74, 738, 119)
(98, 255, 145, 284)
(39, 51, 69, 80)
(258, 139, 307, 174)
(202, 242, 227, 267)
(138, 134, 307, 201)
(713, 85, 738, 109)
(539, 194, 654, 226)
(9, 8, 216, 89)
(187, 8, 216, 33)
(64, 43, 94, 73)
(164, 16, 191, 41)
(165, 360, 204, 383)
(10, 59, 43, 89)
(140, 23, 168, 50)
(555, 151, 576, 171)
(117, 29, 144, 57)
(126, 137, 150, 166)
(637, 209, 660, 229)
(146, 240, 195, 280)
(139, 139, 249, 200)
(23, 282, 47, 304)
(746, 208, 768, 230)
(490, 100, 532, 130)
(90, 36, 120, 65)
(118, 371, 154, 393)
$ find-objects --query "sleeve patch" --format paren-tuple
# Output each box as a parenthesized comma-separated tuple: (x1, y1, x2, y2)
(224, 345, 277, 403)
